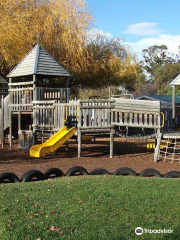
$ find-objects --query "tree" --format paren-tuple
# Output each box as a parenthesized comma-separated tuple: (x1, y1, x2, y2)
(142, 45, 178, 81)
(154, 61, 180, 94)
(134, 45, 180, 96)
(80, 34, 138, 90)
(0, 0, 138, 91)
(0, 0, 92, 77)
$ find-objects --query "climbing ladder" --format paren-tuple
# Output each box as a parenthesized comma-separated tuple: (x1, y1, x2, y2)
(157, 134, 180, 162)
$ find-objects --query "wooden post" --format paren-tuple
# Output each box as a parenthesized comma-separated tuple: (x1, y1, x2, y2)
(33, 75, 37, 101)
(18, 111, 21, 131)
(33, 75, 36, 144)
(154, 132, 162, 162)
(110, 128, 114, 158)
(9, 78, 12, 150)
(172, 85, 176, 119)
(1, 95, 4, 148)
(78, 130, 81, 157)
(9, 111, 12, 150)
(60, 88, 63, 103)
(17, 111, 21, 150)
(66, 88, 70, 103)
(78, 101, 82, 157)
(66, 78, 70, 103)
(154, 109, 162, 162)
(65, 141, 69, 151)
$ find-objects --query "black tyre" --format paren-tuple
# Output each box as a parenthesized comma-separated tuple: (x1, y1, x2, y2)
(0, 172, 20, 184)
(66, 166, 88, 176)
(114, 167, 137, 176)
(164, 171, 180, 178)
(44, 168, 64, 179)
(90, 168, 110, 175)
(21, 170, 45, 182)
(140, 168, 161, 178)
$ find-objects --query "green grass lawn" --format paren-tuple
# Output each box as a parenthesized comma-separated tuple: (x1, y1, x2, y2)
(0, 176, 180, 240)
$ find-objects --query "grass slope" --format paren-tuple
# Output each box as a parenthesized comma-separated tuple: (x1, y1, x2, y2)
(0, 176, 180, 240)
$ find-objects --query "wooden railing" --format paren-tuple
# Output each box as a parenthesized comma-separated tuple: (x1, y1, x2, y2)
(9, 82, 33, 111)
(32, 99, 161, 132)
(8, 81, 69, 111)
(79, 100, 114, 131)
(32, 100, 79, 131)
(36, 87, 69, 103)
(111, 99, 161, 129)
(78, 100, 114, 158)
(32, 101, 55, 130)
(54, 101, 79, 130)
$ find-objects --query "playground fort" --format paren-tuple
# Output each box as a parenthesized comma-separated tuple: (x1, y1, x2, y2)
(0, 44, 180, 162)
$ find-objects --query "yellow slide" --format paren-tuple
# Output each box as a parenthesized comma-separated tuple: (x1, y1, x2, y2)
(30, 126, 76, 158)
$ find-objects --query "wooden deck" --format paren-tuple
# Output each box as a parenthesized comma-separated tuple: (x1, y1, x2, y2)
(163, 131, 180, 139)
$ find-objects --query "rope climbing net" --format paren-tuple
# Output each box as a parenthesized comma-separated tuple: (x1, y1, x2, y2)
(158, 138, 180, 162)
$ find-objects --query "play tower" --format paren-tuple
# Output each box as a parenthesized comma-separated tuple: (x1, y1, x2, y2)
(4, 44, 71, 149)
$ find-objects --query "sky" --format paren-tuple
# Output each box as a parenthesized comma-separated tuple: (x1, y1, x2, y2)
(86, 0, 180, 58)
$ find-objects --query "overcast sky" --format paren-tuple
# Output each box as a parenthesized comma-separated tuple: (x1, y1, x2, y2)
(87, 0, 180, 58)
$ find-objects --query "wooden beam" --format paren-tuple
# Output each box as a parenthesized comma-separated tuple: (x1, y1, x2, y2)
(9, 78, 12, 150)
(33, 75, 37, 101)
(8, 81, 33, 86)
(172, 85, 176, 119)
(110, 128, 114, 158)
(18, 112, 21, 131)
(154, 132, 162, 162)
(1, 100, 3, 148)
(9, 87, 33, 92)
(66, 78, 70, 103)
(32, 75, 36, 144)
(78, 130, 81, 157)
(66, 88, 70, 103)
(9, 111, 12, 150)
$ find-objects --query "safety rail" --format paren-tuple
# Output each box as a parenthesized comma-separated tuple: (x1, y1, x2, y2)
(78, 100, 114, 130)
(32, 100, 79, 131)
(8, 82, 69, 112)
(9, 82, 33, 111)
(36, 87, 69, 103)
(32, 99, 162, 132)
(111, 99, 161, 129)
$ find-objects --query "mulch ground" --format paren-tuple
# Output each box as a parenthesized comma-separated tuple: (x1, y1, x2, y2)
(0, 137, 180, 178)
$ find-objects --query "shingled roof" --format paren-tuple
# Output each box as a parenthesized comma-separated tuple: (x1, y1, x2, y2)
(170, 74, 180, 86)
(0, 75, 7, 84)
(7, 44, 71, 78)
(137, 94, 180, 104)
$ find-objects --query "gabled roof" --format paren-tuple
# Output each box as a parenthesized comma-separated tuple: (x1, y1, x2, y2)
(170, 74, 180, 86)
(7, 44, 71, 78)
(137, 95, 180, 104)
(0, 75, 7, 84)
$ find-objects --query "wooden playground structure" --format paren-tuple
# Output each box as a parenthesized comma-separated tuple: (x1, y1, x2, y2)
(0, 44, 180, 162)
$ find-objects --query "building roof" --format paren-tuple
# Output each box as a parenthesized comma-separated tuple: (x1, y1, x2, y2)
(7, 44, 71, 78)
(170, 74, 180, 86)
(137, 95, 180, 104)
(0, 75, 7, 84)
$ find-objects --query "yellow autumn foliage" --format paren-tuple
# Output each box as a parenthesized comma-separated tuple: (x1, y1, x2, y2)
(0, 0, 138, 89)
